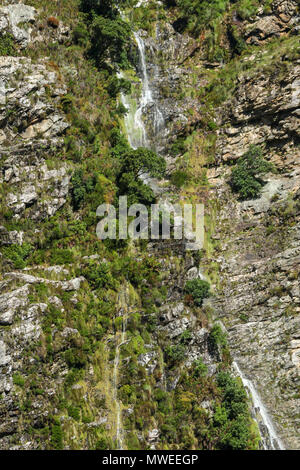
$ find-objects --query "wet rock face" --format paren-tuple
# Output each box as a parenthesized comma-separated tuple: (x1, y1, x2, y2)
(132, 22, 200, 158)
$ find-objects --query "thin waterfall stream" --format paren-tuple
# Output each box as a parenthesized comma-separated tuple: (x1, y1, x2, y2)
(121, 31, 164, 151)
(233, 361, 284, 450)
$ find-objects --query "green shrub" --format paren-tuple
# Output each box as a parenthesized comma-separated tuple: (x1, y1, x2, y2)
(171, 170, 190, 188)
(209, 324, 227, 348)
(72, 23, 90, 47)
(236, 0, 259, 20)
(49, 248, 74, 265)
(0, 33, 16, 56)
(83, 262, 117, 289)
(165, 343, 186, 365)
(170, 137, 186, 156)
(71, 169, 95, 209)
(176, 0, 229, 36)
(51, 422, 63, 450)
(192, 358, 208, 378)
(67, 405, 81, 421)
(180, 329, 192, 344)
(116, 146, 166, 205)
(229, 145, 274, 200)
(95, 436, 110, 450)
(2, 243, 32, 269)
(89, 14, 131, 69)
(184, 279, 210, 306)
(64, 348, 87, 368)
(13, 373, 25, 387)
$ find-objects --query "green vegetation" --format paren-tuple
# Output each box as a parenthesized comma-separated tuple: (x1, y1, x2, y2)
(13, 373, 25, 387)
(0, 0, 274, 452)
(111, 130, 166, 205)
(176, 0, 229, 36)
(0, 33, 16, 56)
(50, 420, 64, 450)
(80, 0, 132, 69)
(229, 145, 274, 200)
(184, 279, 211, 306)
(209, 324, 227, 349)
(2, 243, 32, 269)
(171, 170, 190, 188)
(216, 372, 253, 449)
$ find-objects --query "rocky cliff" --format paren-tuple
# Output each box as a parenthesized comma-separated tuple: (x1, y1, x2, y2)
(0, 0, 299, 450)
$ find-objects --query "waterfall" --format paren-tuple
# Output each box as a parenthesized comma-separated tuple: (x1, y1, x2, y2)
(232, 361, 285, 450)
(121, 31, 165, 151)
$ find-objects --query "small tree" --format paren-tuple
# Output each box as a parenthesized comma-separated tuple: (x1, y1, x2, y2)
(184, 279, 210, 306)
(229, 145, 273, 200)
(89, 15, 131, 68)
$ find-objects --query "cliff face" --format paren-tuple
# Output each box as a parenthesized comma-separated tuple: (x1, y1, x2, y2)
(210, 42, 300, 449)
(131, 0, 300, 449)
(0, 0, 299, 450)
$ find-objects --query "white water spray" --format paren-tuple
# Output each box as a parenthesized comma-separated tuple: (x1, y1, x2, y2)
(233, 361, 285, 450)
(121, 31, 164, 150)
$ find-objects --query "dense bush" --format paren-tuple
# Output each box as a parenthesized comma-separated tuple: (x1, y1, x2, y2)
(49, 248, 74, 265)
(0, 33, 16, 56)
(176, 0, 229, 36)
(216, 372, 252, 449)
(50, 421, 63, 450)
(83, 261, 117, 289)
(209, 324, 227, 349)
(170, 170, 190, 188)
(229, 145, 274, 200)
(71, 169, 96, 209)
(2, 243, 32, 269)
(89, 15, 131, 68)
(13, 373, 25, 387)
(80, 0, 132, 69)
(184, 279, 210, 306)
(165, 343, 186, 365)
(110, 129, 166, 205)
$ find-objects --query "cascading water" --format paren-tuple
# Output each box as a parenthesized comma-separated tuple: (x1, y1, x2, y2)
(233, 361, 285, 450)
(121, 31, 165, 151)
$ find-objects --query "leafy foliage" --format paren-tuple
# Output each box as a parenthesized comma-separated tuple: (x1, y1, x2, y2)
(229, 145, 274, 200)
(0, 33, 16, 56)
(209, 323, 227, 348)
(171, 170, 190, 188)
(184, 279, 211, 306)
(110, 129, 166, 205)
(176, 0, 229, 36)
(80, 0, 132, 69)
(2, 243, 32, 269)
(216, 372, 253, 449)
(50, 420, 63, 450)
(89, 15, 131, 69)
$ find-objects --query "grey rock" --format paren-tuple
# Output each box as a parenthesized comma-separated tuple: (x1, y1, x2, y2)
(0, 4, 37, 48)
(0, 284, 30, 325)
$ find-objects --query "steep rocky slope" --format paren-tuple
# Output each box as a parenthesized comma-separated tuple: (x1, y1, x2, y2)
(131, 0, 299, 449)
(0, 0, 298, 451)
